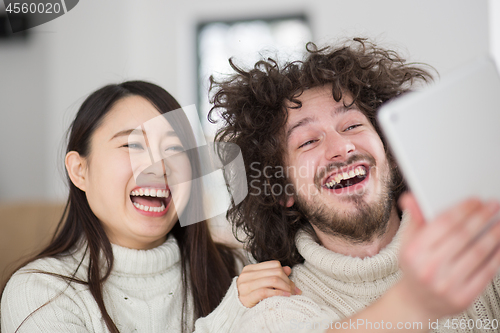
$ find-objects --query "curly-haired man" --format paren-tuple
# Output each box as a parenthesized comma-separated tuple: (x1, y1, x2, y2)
(210, 39, 500, 332)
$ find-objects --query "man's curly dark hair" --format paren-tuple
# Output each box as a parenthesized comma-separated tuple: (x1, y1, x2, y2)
(209, 38, 434, 267)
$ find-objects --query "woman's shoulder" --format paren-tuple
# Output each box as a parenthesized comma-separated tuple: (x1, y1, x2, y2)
(14, 250, 84, 277)
(4, 255, 81, 293)
(3, 251, 87, 300)
(1, 254, 93, 331)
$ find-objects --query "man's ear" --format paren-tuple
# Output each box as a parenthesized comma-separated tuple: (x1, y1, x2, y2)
(280, 196, 294, 208)
(65, 151, 87, 191)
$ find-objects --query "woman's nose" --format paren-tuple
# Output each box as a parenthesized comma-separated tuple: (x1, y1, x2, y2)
(136, 159, 171, 187)
(143, 159, 170, 177)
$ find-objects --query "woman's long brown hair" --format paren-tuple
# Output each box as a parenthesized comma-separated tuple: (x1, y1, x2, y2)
(2, 81, 238, 333)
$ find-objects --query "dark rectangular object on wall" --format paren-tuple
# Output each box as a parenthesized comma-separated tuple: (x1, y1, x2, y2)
(0, 14, 29, 39)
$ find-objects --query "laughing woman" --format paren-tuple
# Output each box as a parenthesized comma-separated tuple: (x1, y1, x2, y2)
(0, 81, 297, 333)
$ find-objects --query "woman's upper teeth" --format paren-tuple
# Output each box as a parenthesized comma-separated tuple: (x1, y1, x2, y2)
(131, 188, 170, 198)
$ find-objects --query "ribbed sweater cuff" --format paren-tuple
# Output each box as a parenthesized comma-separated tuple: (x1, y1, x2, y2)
(194, 276, 247, 332)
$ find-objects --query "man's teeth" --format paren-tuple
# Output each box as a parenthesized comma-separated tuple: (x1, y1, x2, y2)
(133, 202, 166, 213)
(130, 189, 170, 198)
(325, 166, 366, 188)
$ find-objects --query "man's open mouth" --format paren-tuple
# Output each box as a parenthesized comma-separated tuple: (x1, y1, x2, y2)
(130, 187, 170, 213)
(323, 165, 368, 190)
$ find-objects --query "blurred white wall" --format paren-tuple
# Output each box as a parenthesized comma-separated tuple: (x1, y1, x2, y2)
(0, 0, 492, 201)
(491, 0, 500, 65)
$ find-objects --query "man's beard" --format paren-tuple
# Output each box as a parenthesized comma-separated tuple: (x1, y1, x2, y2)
(294, 154, 395, 243)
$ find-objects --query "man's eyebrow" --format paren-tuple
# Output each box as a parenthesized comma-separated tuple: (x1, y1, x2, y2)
(110, 129, 178, 141)
(337, 104, 355, 113)
(285, 104, 358, 142)
(286, 117, 316, 143)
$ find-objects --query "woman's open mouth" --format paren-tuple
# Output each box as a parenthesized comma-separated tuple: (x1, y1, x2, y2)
(130, 187, 171, 216)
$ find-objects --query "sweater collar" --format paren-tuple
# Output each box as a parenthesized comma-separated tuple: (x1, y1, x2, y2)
(110, 235, 181, 276)
(72, 234, 181, 277)
(296, 213, 408, 283)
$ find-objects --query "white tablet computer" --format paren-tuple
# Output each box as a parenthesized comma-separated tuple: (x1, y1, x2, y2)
(377, 56, 500, 221)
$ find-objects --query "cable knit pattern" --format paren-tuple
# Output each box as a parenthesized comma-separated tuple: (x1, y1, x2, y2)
(1, 235, 247, 333)
(235, 214, 500, 333)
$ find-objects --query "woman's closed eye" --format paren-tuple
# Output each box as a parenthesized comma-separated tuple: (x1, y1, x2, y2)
(122, 142, 144, 150)
(165, 145, 185, 153)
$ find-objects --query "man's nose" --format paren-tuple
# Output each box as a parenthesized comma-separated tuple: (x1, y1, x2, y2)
(324, 131, 355, 160)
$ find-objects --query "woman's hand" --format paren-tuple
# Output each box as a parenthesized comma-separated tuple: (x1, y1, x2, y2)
(237, 260, 302, 308)
(397, 193, 500, 321)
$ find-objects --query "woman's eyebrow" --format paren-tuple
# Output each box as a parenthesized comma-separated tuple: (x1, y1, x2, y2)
(110, 129, 178, 141)
(110, 128, 145, 141)
(163, 130, 178, 137)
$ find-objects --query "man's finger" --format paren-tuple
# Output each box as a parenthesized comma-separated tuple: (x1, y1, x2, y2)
(240, 260, 282, 273)
(241, 288, 292, 308)
(399, 192, 425, 226)
(412, 199, 483, 253)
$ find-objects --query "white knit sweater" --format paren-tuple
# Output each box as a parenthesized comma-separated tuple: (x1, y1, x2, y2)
(236, 215, 500, 333)
(0, 235, 247, 333)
